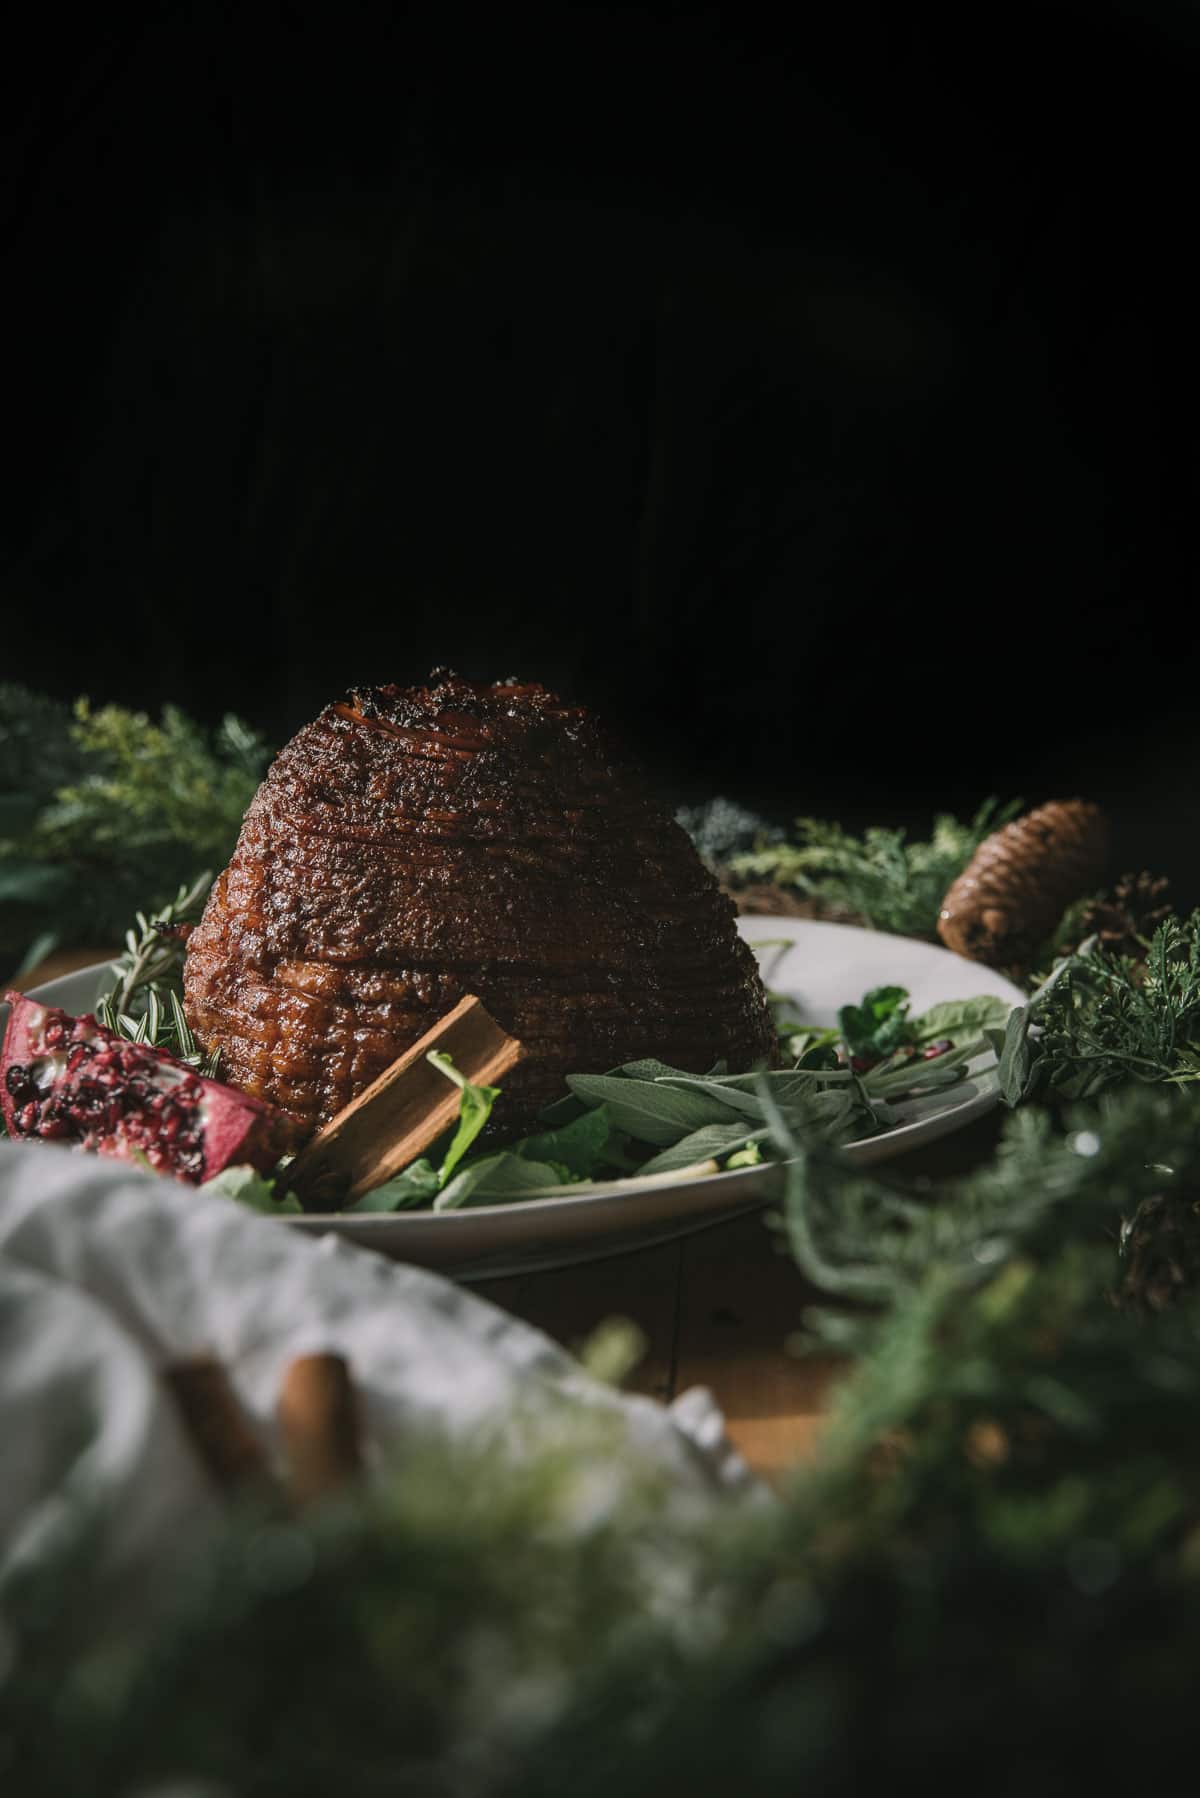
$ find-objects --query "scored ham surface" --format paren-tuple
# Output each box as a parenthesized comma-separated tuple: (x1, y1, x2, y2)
(183, 673, 777, 1137)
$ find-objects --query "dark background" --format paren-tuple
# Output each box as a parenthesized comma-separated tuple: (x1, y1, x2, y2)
(6, 4, 1197, 888)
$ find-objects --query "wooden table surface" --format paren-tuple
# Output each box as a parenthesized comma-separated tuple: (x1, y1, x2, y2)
(478, 1112, 1004, 1481)
(15, 946, 1005, 1485)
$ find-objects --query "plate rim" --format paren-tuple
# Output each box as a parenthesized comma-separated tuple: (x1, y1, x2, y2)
(11, 920, 1023, 1227)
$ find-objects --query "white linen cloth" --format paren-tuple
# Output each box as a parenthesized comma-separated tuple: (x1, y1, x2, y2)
(0, 1141, 760, 1607)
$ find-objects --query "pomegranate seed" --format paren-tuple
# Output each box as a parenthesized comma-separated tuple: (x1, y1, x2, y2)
(5, 1063, 31, 1101)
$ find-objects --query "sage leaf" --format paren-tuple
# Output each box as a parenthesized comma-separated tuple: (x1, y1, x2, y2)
(617, 1058, 700, 1082)
(659, 1069, 835, 1121)
(999, 1006, 1036, 1106)
(534, 1090, 589, 1129)
(637, 1123, 770, 1177)
(565, 1073, 728, 1145)
(648, 1075, 767, 1122)
(910, 994, 1012, 1043)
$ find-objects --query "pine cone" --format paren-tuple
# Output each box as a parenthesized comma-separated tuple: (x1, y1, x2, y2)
(1056, 871, 1172, 962)
(1113, 1191, 1200, 1314)
(937, 799, 1109, 969)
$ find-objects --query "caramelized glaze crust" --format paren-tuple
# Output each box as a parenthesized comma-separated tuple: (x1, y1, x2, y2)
(183, 673, 776, 1136)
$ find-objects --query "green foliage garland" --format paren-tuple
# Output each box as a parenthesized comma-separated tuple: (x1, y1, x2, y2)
(0, 686, 270, 972)
(727, 799, 1022, 939)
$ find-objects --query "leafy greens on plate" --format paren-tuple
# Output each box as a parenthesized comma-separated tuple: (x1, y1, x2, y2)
(10, 887, 1012, 1213)
(211, 985, 1001, 1213)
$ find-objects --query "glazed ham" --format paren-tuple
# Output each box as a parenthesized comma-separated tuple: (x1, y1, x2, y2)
(183, 674, 776, 1137)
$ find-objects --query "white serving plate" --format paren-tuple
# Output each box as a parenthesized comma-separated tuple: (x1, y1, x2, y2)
(12, 920, 1023, 1279)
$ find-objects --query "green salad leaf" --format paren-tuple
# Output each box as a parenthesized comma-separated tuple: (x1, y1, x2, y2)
(511, 1105, 615, 1178)
(425, 1050, 500, 1182)
(201, 1164, 302, 1214)
(349, 1159, 442, 1212)
(347, 1054, 502, 1212)
(837, 985, 911, 1058)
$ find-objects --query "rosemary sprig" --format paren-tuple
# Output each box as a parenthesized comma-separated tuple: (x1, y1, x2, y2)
(95, 873, 218, 1071)
(105, 871, 212, 1015)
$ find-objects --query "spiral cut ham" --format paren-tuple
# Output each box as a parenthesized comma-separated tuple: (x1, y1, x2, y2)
(183, 673, 776, 1138)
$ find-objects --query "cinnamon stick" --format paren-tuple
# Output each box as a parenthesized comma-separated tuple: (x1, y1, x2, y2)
(165, 1355, 273, 1494)
(277, 1352, 364, 1507)
(285, 994, 524, 1205)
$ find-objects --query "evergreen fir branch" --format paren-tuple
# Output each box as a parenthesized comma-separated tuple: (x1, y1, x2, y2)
(770, 1081, 1200, 1359)
(0, 687, 269, 970)
(1017, 913, 1200, 1101)
(730, 797, 1022, 938)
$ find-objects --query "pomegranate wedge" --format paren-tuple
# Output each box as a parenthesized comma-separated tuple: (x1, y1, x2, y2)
(1, 993, 289, 1184)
